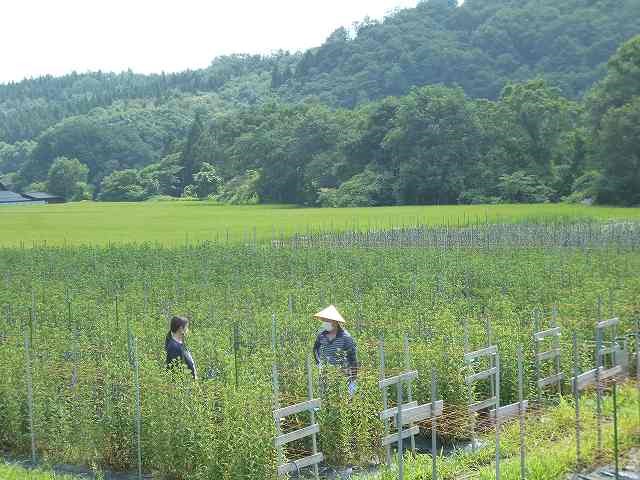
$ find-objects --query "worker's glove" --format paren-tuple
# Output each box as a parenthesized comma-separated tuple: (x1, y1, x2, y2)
(347, 379, 357, 396)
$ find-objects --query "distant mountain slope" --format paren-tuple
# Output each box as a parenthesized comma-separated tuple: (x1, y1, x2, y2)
(1, 0, 639, 205)
(282, 0, 640, 106)
(0, 54, 293, 143)
(2, 0, 639, 146)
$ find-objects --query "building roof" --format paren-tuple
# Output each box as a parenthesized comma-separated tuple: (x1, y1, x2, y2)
(23, 192, 64, 200)
(0, 191, 32, 203)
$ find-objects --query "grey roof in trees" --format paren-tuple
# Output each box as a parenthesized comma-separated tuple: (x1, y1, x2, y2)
(0, 191, 31, 203)
(23, 192, 63, 200)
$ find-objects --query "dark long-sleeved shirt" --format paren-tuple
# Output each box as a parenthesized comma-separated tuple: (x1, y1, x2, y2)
(313, 329, 358, 379)
(166, 337, 197, 379)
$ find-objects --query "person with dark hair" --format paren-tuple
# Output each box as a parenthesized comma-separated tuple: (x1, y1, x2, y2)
(165, 315, 197, 379)
(312, 305, 358, 396)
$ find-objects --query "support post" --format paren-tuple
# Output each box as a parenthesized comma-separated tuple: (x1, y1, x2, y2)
(233, 324, 240, 388)
(271, 315, 277, 355)
(272, 360, 283, 467)
(396, 381, 404, 480)
(573, 332, 581, 469)
(132, 335, 142, 480)
(636, 320, 640, 433)
(518, 344, 526, 480)
(463, 316, 469, 354)
(613, 380, 619, 480)
(403, 334, 416, 454)
(553, 305, 562, 397)
(534, 309, 542, 404)
(379, 339, 392, 465)
(595, 322, 603, 457)
(24, 322, 36, 464)
(307, 356, 320, 480)
(495, 352, 501, 480)
(431, 369, 438, 480)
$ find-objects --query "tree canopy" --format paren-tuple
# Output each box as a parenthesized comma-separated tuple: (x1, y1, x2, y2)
(0, 1, 639, 206)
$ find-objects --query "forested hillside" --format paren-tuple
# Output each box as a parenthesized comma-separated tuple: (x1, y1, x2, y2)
(284, 0, 640, 105)
(0, 54, 290, 143)
(1, 0, 639, 206)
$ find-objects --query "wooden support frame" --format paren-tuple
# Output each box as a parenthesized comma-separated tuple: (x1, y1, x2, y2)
(380, 401, 418, 421)
(465, 345, 500, 415)
(594, 314, 621, 455)
(465, 344, 501, 479)
(533, 307, 563, 398)
(490, 400, 529, 421)
(391, 400, 444, 426)
(272, 353, 324, 478)
(379, 370, 418, 389)
(273, 399, 320, 420)
(379, 337, 444, 480)
(572, 365, 623, 392)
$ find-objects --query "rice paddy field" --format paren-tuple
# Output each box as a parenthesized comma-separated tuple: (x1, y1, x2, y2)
(1, 200, 640, 246)
(1, 202, 639, 479)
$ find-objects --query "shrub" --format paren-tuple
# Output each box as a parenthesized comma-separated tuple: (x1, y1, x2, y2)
(215, 170, 260, 204)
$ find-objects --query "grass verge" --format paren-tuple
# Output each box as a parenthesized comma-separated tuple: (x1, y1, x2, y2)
(0, 463, 83, 480)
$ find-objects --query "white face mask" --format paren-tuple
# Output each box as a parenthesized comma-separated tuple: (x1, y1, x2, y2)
(322, 321, 334, 332)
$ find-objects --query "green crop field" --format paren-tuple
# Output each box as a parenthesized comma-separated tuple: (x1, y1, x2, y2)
(1, 229, 639, 479)
(1, 201, 640, 246)
(1, 203, 640, 479)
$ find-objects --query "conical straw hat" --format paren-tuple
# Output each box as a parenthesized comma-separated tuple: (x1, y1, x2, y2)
(313, 305, 345, 323)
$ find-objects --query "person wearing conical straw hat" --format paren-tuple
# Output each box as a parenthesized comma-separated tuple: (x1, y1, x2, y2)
(312, 305, 358, 396)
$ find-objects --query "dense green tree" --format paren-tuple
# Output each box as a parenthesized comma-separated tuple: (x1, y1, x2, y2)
(587, 35, 640, 205)
(588, 35, 640, 125)
(180, 111, 206, 191)
(193, 163, 222, 199)
(593, 98, 640, 205)
(317, 169, 393, 207)
(139, 154, 183, 197)
(498, 171, 554, 203)
(0, 141, 35, 174)
(16, 103, 193, 190)
(0, 54, 287, 143)
(98, 169, 146, 201)
(383, 85, 481, 204)
(214, 169, 260, 204)
(499, 79, 574, 180)
(47, 156, 89, 200)
(1, 0, 636, 153)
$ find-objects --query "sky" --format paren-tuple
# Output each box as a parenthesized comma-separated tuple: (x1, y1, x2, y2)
(0, 0, 419, 84)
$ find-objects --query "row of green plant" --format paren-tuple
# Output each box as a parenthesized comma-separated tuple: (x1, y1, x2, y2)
(370, 383, 640, 480)
(3, 384, 639, 480)
(1, 244, 639, 478)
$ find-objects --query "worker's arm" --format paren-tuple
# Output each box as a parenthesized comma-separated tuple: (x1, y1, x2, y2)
(313, 334, 321, 365)
(182, 348, 197, 380)
(346, 337, 358, 380)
